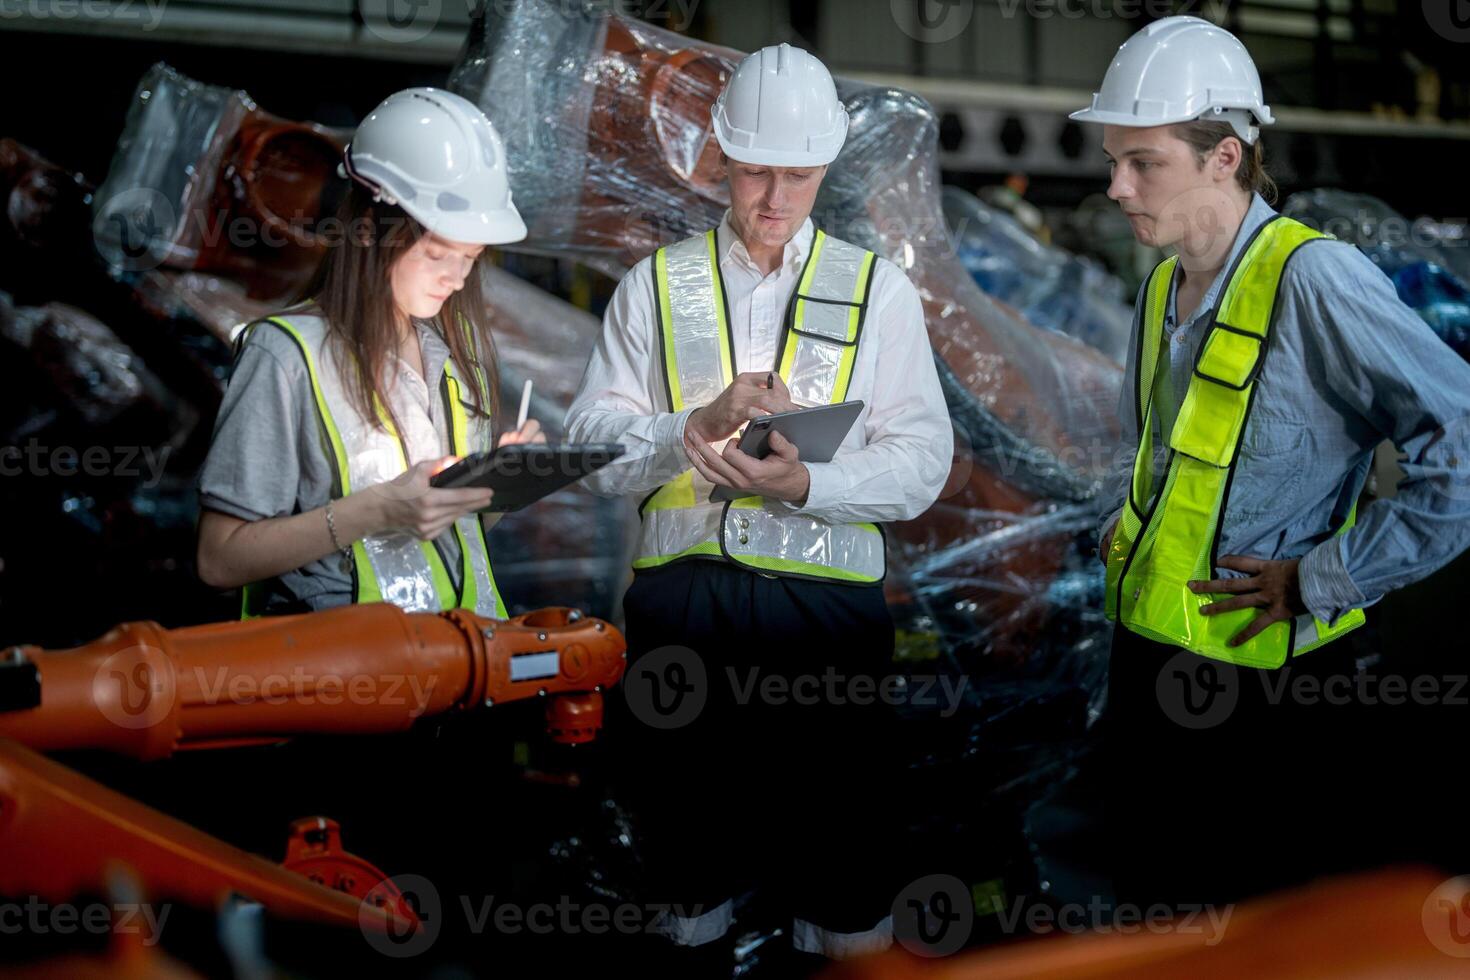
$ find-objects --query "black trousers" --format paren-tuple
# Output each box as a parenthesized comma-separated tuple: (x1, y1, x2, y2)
(610, 560, 903, 943)
(1104, 624, 1364, 907)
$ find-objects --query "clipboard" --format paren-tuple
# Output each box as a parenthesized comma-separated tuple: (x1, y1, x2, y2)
(430, 443, 624, 512)
(709, 400, 864, 503)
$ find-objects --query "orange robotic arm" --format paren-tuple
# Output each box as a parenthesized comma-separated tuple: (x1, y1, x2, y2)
(0, 604, 626, 760)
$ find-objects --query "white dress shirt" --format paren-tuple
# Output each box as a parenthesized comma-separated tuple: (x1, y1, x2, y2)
(565, 211, 952, 526)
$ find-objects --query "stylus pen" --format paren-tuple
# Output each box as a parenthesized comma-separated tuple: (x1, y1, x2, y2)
(516, 379, 533, 432)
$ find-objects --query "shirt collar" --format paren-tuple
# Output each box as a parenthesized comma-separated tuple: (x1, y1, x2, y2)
(1174, 192, 1278, 326)
(716, 209, 815, 274)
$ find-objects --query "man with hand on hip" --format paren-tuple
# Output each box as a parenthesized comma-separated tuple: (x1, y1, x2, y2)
(1074, 16, 1470, 905)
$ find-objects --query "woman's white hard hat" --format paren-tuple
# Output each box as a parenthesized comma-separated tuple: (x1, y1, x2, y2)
(340, 87, 527, 244)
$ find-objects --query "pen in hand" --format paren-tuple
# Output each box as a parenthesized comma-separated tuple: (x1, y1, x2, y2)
(516, 378, 533, 432)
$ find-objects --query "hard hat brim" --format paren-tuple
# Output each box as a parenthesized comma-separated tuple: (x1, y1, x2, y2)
(1070, 105, 1272, 129)
(1068, 106, 1192, 128)
(712, 127, 844, 169)
(403, 201, 529, 246)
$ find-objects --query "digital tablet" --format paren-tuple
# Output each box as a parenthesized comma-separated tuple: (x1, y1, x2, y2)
(709, 400, 864, 503)
(430, 443, 625, 511)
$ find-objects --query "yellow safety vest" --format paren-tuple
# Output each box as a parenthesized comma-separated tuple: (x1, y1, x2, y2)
(634, 228, 886, 584)
(234, 313, 506, 620)
(1104, 216, 1365, 668)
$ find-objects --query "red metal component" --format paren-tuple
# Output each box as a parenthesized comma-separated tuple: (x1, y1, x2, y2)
(545, 691, 604, 745)
(281, 816, 419, 926)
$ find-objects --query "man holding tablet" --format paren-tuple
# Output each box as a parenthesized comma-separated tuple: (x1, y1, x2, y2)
(565, 43, 949, 970)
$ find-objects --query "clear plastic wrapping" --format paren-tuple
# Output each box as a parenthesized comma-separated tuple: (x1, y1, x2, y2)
(1282, 188, 1470, 361)
(92, 63, 349, 302)
(941, 187, 1132, 365)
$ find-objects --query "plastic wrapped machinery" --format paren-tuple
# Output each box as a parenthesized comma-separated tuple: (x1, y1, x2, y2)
(448, 0, 1122, 669)
(941, 186, 1133, 365)
(1282, 188, 1470, 361)
(92, 62, 349, 302)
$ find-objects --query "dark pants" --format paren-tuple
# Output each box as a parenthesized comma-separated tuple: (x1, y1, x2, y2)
(1104, 624, 1364, 907)
(610, 560, 902, 949)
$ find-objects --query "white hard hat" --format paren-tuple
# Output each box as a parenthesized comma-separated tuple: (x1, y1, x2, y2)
(1070, 16, 1274, 145)
(711, 43, 848, 168)
(340, 87, 527, 245)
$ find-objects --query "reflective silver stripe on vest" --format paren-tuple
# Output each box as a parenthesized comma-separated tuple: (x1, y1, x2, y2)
(636, 230, 884, 584)
(659, 230, 732, 412)
(444, 360, 506, 618)
(646, 898, 734, 947)
(266, 314, 501, 616)
(792, 914, 894, 959)
(785, 233, 871, 406)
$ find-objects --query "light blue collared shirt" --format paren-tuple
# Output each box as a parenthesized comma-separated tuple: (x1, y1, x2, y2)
(1099, 193, 1470, 627)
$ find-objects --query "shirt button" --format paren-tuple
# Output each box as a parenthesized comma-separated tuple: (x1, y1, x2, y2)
(739, 517, 750, 529)
(738, 534, 750, 545)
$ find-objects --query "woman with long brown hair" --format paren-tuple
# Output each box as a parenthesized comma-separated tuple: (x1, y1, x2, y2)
(195, 88, 542, 617)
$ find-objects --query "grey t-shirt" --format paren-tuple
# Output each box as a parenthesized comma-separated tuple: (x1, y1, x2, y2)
(197, 317, 468, 613)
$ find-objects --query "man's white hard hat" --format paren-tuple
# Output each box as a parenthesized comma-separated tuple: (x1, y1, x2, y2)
(1070, 16, 1274, 145)
(711, 43, 848, 167)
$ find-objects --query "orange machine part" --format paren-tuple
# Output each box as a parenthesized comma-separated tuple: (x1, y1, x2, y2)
(281, 816, 418, 926)
(0, 603, 626, 760)
(0, 737, 406, 932)
(819, 868, 1464, 979)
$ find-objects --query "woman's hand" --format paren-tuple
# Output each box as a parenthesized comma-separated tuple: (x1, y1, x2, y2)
(364, 457, 494, 541)
(497, 419, 548, 447)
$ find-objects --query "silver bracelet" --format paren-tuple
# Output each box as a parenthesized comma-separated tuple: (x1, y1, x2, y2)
(325, 498, 346, 552)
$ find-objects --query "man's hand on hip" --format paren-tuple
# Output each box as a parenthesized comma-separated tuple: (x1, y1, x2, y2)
(1099, 517, 1119, 565)
(1190, 555, 1306, 648)
(686, 372, 797, 443)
